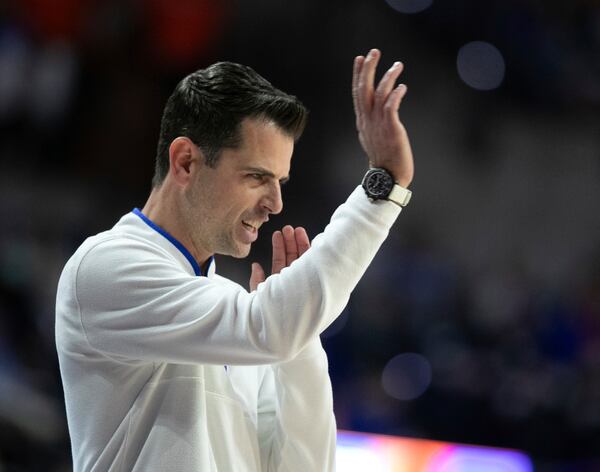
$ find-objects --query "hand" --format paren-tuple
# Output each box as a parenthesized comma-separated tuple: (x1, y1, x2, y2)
(352, 49, 415, 188)
(249, 225, 310, 291)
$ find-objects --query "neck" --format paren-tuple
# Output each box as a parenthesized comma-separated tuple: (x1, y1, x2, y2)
(142, 184, 213, 269)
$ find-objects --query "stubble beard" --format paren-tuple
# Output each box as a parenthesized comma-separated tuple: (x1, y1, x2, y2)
(184, 186, 251, 260)
(188, 210, 250, 260)
(214, 227, 250, 259)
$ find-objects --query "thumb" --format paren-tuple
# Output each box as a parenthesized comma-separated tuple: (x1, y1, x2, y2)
(249, 262, 266, 292)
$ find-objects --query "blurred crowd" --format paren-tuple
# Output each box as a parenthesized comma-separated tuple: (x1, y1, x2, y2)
(0, 0, 599, 470)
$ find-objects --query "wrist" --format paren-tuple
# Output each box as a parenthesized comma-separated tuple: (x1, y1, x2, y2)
(367, 164, 411, 188)
(362, 168, 412, 207)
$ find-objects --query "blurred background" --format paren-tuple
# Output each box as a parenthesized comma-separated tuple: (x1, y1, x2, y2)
(0, 0, 599, 470)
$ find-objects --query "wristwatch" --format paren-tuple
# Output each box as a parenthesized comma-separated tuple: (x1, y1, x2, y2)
(362, 167, 412, 207)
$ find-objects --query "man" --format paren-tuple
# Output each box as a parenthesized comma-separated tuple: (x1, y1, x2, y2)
(56, 49, 414, 471)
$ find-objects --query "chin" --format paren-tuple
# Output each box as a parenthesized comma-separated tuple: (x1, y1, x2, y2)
(228, 244, 252, 259)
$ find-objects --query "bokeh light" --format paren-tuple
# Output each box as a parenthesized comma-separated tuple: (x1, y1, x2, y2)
(457, 41, 505, 91)
(381, 353, 432, 401)
(337, 431, 534, 472)
(385, 0, 433, 15)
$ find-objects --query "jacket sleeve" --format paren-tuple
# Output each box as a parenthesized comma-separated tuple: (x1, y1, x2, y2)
(257, 338, 336, 471)
(71, 186, 401, 365)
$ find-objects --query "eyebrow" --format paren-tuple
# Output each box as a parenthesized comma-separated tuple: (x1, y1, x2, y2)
(242, 166, 290, 184)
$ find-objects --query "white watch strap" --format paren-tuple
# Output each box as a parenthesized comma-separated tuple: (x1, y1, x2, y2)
(388, 184, 412, 207)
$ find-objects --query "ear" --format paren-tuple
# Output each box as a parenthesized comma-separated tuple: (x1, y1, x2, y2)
(168, 137, 203, 186)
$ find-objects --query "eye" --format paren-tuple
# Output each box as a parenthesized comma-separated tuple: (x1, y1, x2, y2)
(247, 173, 266, 184)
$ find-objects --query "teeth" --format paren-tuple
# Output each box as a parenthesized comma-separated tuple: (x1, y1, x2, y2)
(242, 221, 255, 230)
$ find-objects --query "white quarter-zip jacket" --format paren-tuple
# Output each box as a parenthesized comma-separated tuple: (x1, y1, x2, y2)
(55, 186, 402, 471)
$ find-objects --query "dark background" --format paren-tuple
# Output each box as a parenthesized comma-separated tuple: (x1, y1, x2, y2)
(1, 0, 599, 470)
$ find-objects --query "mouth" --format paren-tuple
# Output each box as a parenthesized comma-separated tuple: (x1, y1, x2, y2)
(240, 220, 259, 243)
(242, 221, 257, 231)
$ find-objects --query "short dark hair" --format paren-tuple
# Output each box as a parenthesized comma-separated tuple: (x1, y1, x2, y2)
(153, 61, 308, 187)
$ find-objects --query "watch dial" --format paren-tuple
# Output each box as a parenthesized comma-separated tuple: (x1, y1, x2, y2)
(366, 171, 393, 198)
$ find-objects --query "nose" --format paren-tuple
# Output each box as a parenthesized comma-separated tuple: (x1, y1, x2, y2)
(262, 182, 283, 215)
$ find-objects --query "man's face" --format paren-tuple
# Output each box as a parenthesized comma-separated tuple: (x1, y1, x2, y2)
(184, 118, 294, 259)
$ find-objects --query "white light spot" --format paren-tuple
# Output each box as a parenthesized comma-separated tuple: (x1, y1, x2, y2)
(336, 445, 392, 472)
(457, 41, 506, 91)
(385, 0, 433, 14)
(381, 352, 432, 401)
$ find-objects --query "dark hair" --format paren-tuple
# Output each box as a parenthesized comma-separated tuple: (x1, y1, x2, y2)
(152, 61, 308, 187)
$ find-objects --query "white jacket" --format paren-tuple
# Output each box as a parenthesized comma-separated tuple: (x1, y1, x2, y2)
(55, 186, 401, 471)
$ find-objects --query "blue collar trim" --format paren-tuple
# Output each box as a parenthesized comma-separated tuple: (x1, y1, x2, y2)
(132, 208, 213, 277)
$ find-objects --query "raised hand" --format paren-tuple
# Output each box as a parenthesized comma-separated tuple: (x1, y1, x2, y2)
(352, 49, 415, 188)
(249, 225, 310, 291)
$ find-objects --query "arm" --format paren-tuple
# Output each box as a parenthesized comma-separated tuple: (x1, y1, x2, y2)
(70, 188, 400, 366)
(258, 340, 336, 472)
(256, 49, 415, 471)
(251, 226, 335, 470)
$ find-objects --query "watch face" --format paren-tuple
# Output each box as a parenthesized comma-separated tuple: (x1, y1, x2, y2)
(363, 169, 393, 199)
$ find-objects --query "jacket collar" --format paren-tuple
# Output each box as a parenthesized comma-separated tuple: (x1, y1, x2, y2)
(117, 208, 215, 277)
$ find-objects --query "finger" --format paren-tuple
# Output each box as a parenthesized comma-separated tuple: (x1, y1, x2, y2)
(272, 230, 285, 274)
(383, 83, 408, 119)
(358, 49, 380, 114)
(374, 61, 404, 113)
(352, 55, 365, 125)
(294, 227, 310, 256)
(282, 225, 298, 265)
(352, 56, 365, 97)
(249, 262, 266, 291)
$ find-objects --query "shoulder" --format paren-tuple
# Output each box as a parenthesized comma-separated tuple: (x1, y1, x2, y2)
(71, 230, 169, 277)
(61, 230, 184, 307)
